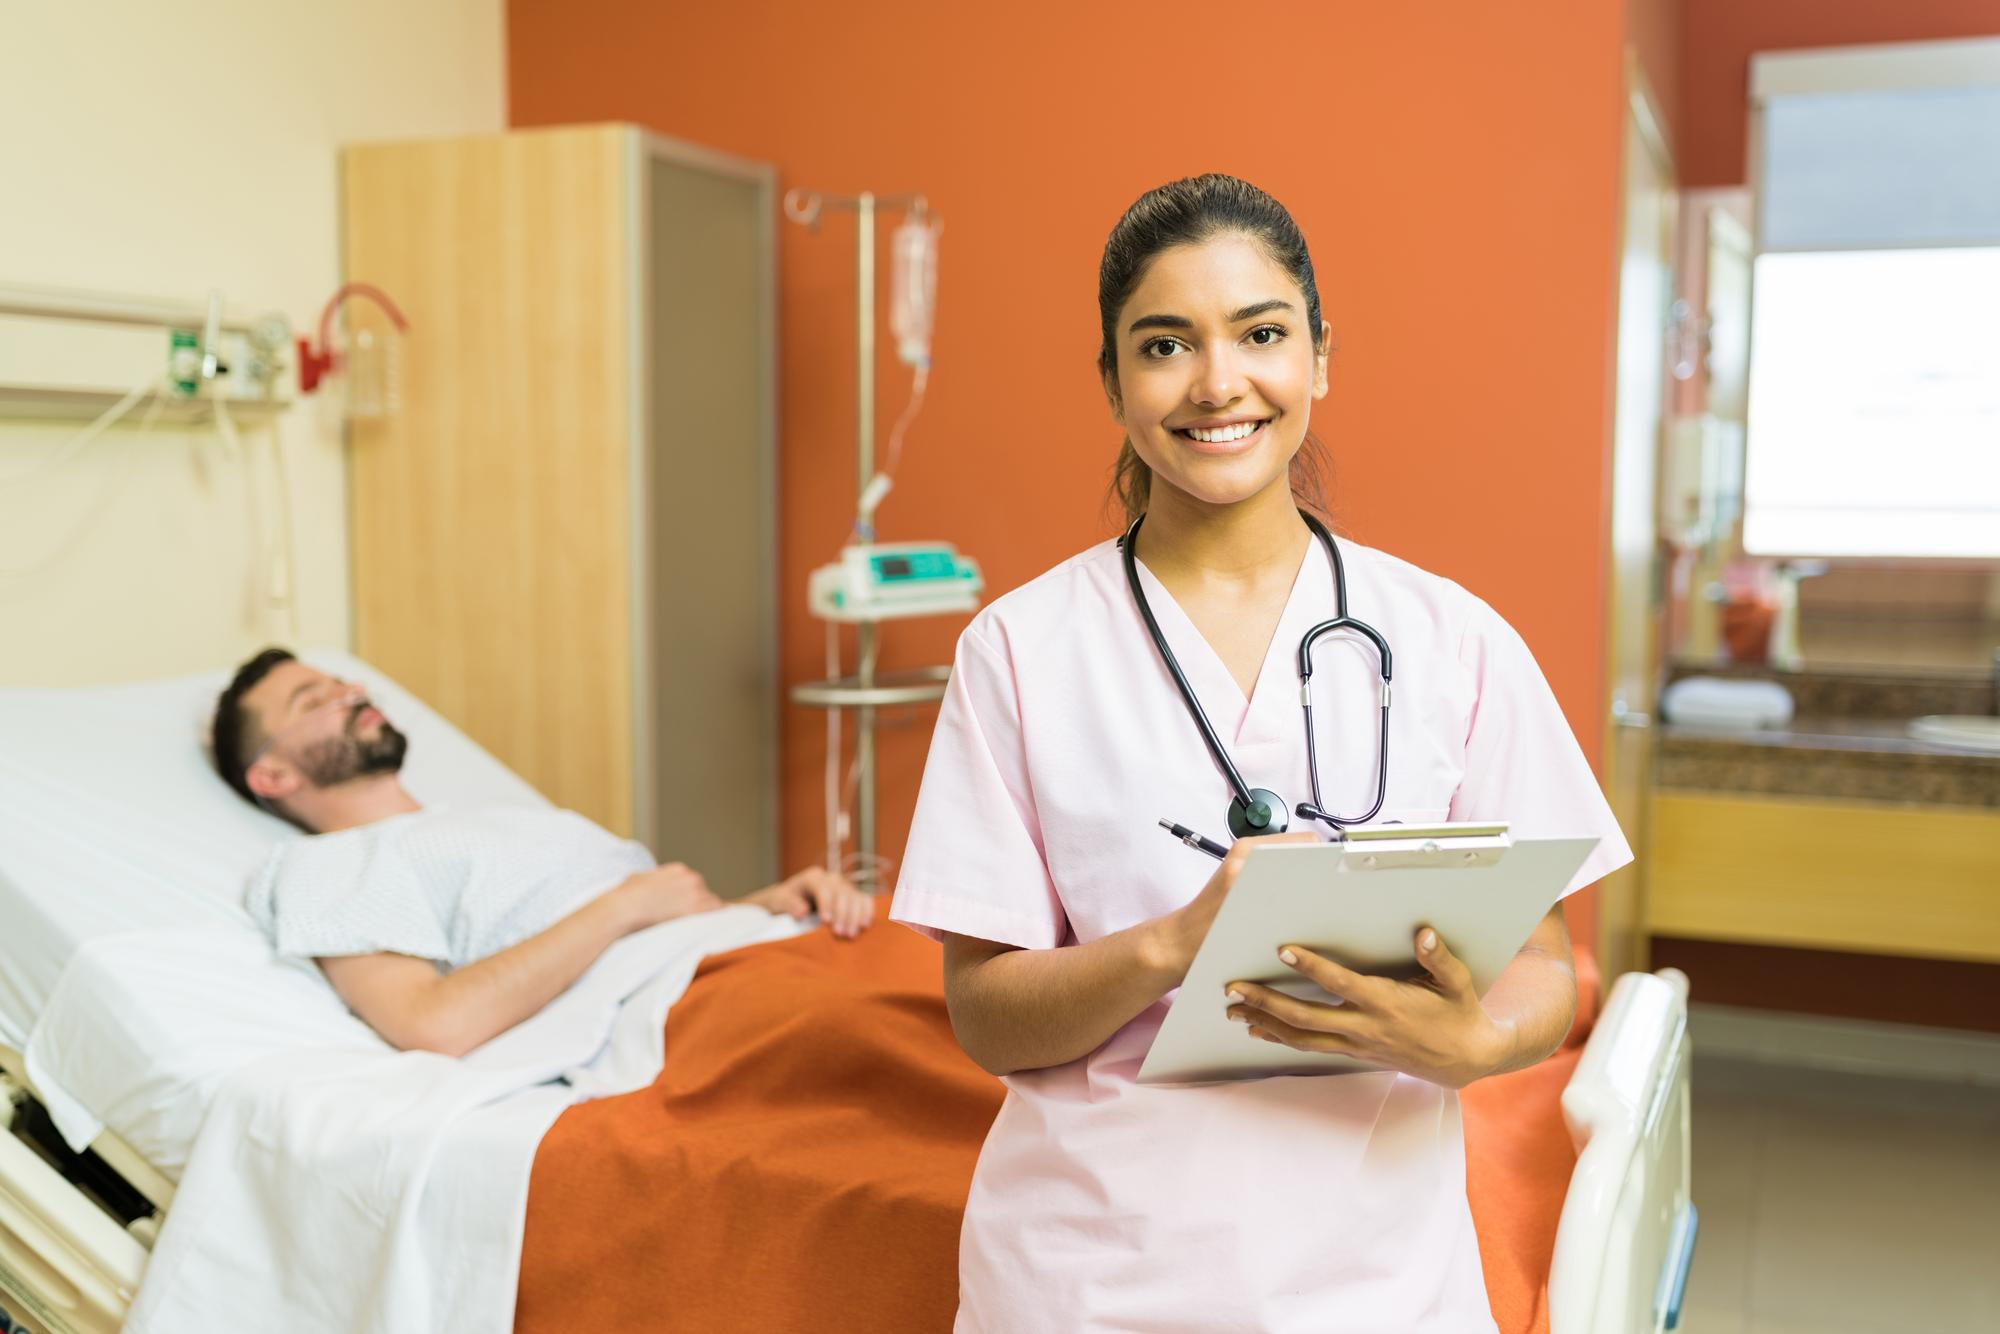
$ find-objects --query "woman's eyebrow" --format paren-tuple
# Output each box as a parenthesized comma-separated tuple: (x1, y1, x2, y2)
(1226, 299, 1294, 322)
(1126, 299, 1296, 335)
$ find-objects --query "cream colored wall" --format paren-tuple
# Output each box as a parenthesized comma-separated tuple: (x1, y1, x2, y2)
(0, 0, 504, 686)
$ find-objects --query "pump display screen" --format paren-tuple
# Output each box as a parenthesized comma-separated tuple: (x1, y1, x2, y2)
(870, 551, 958, 582)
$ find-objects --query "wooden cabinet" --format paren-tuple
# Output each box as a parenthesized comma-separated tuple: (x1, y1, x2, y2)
(1647, 791, 2000, 964)
(341, 124, 777, 894)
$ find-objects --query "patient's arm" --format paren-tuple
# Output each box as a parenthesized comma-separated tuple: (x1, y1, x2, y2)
(318, 863, 721, 1057)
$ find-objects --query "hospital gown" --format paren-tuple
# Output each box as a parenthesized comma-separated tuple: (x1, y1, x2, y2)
(892, 536, 1632, 1333)
(246, 807, 655, 968)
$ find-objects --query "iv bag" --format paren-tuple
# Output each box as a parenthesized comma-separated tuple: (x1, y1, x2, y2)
(890, 213, 939, 368)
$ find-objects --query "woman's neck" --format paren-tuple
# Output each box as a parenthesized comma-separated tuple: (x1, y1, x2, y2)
(1137, 477, 1310, 589)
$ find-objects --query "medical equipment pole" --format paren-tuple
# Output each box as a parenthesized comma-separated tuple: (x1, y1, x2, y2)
(784, 185, 960, 894)
(855, 192, 879, 881)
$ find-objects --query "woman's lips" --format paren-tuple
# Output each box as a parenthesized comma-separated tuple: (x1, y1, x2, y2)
(1173, 418, 1270, 456)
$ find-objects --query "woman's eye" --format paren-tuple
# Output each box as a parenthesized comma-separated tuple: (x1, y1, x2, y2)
(1142, 338, 1182, 359)
(1247, 325, 1287, 346)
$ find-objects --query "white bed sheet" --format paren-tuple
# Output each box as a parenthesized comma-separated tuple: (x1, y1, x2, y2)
(110, 906, 802, 1334)
(23, 926, 385, 1174)
(0, 649, 551, 1050)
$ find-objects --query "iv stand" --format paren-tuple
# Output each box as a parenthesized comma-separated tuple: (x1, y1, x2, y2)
(784, 189, 950, 890)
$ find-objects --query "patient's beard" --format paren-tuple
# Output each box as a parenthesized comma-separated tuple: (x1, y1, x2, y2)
(294, 714, 409, 789)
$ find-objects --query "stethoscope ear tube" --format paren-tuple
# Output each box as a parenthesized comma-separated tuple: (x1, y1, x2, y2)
(1298, 617, 1392, 683)
(1120, 515, 1262, 816)
(1297, 698, 1392, 831)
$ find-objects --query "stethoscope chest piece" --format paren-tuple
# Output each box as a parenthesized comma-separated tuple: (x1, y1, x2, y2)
(1228, 789, 1291, 838)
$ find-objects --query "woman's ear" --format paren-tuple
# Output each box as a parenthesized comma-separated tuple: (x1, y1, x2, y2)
(1312, 320, 1332, 400)
(1101, 366, 1124, 425)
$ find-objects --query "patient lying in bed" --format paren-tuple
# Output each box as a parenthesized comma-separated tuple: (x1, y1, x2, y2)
(208, 647, 871, 1057)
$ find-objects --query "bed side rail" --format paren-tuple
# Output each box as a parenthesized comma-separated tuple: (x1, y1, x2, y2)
(1549, 967, 1694, 1334)
(0, 1125, 144, 1334)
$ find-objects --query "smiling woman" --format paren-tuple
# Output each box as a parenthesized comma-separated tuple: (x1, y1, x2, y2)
(890, 173, 1632, 1332)
(1101, 175, 1332, 527)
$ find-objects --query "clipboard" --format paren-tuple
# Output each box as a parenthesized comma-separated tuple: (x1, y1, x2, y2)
(1137, 824, 1599, 1085)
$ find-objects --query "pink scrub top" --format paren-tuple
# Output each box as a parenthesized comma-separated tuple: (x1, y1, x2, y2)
(892, 535, 1632, 1333)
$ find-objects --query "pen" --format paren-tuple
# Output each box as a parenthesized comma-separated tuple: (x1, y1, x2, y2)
(1158, 818, 1229, 860)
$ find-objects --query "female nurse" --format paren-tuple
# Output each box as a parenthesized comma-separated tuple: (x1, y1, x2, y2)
(891, 174, 1632, 1332)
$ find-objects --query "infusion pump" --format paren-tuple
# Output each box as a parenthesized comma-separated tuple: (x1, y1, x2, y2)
(808, 542, 983, 622)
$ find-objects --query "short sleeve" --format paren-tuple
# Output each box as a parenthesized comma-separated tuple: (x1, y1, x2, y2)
(1448, 602, 1634, 899)
(891, 623, 1067, 949)
(245, 831, 453, 964)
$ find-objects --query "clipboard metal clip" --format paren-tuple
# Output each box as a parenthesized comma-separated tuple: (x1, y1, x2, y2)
(1336, 822, 1512, 871)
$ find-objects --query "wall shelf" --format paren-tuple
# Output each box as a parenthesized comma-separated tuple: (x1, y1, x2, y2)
(0, 383, 292, 424)
(0, 282, 294, 424)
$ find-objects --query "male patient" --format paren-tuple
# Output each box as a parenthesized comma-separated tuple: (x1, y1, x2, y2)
(211, 648, 872, 1057)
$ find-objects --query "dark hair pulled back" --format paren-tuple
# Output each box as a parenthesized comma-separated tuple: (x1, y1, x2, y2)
(1097, 174, 1331, 525)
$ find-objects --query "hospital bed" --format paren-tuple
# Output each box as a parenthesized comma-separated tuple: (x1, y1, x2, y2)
(0, 652, 550, 1334)
(0, 655, 1695, 1334)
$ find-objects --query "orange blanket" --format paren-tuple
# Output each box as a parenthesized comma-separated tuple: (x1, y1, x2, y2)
(518, 906, 998, 1332)
(518, 905, 1584, 1332)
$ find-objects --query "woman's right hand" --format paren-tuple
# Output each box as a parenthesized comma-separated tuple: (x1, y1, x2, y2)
(1157, 832, 1320, 978)
(942, 831, 1322, 1077)
(613, 862, 724, 930)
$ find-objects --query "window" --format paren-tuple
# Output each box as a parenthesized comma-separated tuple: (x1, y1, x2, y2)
(1744, 39, 2000, 560)
(1743, 246, 2000, 558)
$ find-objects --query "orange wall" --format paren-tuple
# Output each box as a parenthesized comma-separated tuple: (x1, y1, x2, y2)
(507, 1, 1628, 892)
(1681, 0, 2000, 187)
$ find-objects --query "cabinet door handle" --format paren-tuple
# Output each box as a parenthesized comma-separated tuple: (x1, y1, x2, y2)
(1611, 698, 1652, 729)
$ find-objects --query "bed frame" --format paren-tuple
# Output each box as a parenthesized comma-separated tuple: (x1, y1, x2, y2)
(0, 973, 1694, 1334)
(0, 1045, 170, 1334)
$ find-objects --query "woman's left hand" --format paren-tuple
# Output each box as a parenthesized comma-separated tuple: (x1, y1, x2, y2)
(1224, 928, 1506, 1089)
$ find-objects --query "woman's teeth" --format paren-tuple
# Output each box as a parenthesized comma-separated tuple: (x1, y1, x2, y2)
(1180, 420, 1263, 443)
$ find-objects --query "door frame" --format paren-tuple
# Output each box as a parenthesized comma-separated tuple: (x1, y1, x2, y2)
(1597, 53, 1677, 982)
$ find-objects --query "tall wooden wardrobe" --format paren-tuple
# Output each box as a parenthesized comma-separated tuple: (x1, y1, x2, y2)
(341, 124, 778, 895)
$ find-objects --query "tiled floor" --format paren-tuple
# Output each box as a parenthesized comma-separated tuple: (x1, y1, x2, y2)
(1680, 1055, 2000, 1333)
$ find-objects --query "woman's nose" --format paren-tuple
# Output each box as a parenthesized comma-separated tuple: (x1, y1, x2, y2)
(1190, 345, 1244, 405)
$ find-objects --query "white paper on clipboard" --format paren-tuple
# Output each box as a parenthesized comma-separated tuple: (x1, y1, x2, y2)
(1137, 828, 1599, 1085)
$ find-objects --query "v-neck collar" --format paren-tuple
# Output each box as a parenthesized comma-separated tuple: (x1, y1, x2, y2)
(1128, 535, 1333, 746)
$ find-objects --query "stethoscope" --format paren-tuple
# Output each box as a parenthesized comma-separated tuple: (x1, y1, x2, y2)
(1120, 510, 1393, 842)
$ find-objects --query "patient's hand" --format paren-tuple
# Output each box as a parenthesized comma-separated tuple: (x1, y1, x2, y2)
(744, 866, 873, 939)
(613, 862, 725, 929)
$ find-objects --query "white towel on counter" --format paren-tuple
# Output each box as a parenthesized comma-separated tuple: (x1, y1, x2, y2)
(91, 904, 803, 1334)
(1658, 675, 1796, 729)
